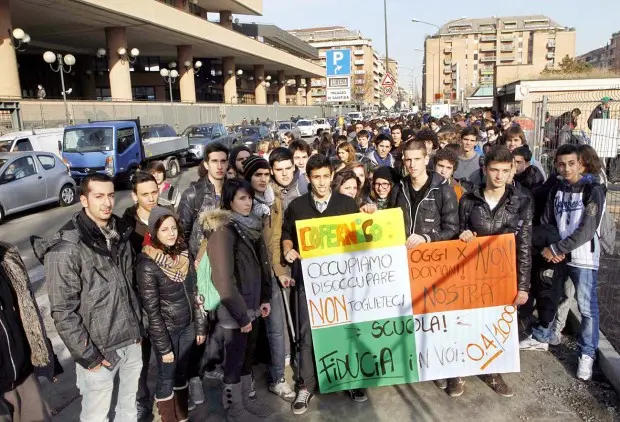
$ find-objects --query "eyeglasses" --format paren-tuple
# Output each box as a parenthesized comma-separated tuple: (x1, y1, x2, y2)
(373, 182, 391, 189)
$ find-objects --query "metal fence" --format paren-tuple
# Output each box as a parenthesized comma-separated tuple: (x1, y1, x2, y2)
(13, 100, 337, 132)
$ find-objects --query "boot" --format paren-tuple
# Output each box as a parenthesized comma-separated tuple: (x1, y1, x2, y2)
(155, 394, 179, 422)
(173, 384, 189, 422)
(241, 375, 272, 417)
(222, 383, 260, 422)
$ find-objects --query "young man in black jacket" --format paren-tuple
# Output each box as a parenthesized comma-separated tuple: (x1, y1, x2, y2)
(0, 241, 51, 422)
(457, 145, 533, 398)
(390, 139, 459, 248)
(281, 154, 359, 415)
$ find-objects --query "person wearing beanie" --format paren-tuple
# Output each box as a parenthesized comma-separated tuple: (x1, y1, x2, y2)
(229, 146, 252, 178)
(136, 206, 206, 422)
(370, 166, 398, 210)
(243, 155, 297, 402)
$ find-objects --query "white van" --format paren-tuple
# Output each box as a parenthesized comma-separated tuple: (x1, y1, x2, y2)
(0, 128, 64, 157)
(347, 112, 363, 122)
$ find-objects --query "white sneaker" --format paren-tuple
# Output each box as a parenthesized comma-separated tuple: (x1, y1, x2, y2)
(269, 378, 296, 402)
(189, 376, 205, 405)
(519, 335, 549, 351)
(577, 354, 594, 381)
(203, 368, 224, 381)
(549, 331, 562, 346)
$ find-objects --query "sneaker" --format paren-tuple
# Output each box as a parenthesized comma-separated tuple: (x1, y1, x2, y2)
(188, 398, 197, 412)
(269, 378, 296, 402)
(203, 368, 224, 381)
(447, 377, 465, 397)
(433, 379, 447, 390)
(480, 374, 513, 398)
(285, 354, 291, 367)
(292, 388, 313, 415)
(519, 335, 549, 351)
(549, 331, 562, 346)
(577, 354, 594, 381)
(348, 388, 368, 403)
(189, 377, 205, 405)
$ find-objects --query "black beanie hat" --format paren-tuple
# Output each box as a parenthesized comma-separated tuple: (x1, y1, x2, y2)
(373, 166, 397, 184)
(243, 155, 270, 181)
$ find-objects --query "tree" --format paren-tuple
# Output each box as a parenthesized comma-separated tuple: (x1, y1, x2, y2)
(353, 73, 376, 106)
(542, 55, 593, 75)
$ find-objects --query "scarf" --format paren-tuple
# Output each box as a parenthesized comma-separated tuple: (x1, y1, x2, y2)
(142, 245, 189, 283)
(252, 185, 275, 218)
(373, 151, 394, 167)
(232, 212, 263, 242)
(99, 218, 120, 251)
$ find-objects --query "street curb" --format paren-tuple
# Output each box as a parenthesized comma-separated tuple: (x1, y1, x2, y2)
(567, 302, 620, 394)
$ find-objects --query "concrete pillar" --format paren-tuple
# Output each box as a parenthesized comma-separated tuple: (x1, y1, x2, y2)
(277, 71, 286, 104)
(220, 11, 232, 30)
(305, 78, 313, 106)
(295, 75, 302, 105)
(174, 0, 189, 12)
(253, 65, 266, 105)
(82, 71, 97, 100)
(0, 0, 21, 99)
(105, 27, 132, 101)
(222, 56, 237, 104)
(155, 85, 166, 101)
(177, 45, 196, 103)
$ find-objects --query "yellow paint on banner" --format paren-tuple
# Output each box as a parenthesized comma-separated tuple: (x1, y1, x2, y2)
(295, 208, 406, 259)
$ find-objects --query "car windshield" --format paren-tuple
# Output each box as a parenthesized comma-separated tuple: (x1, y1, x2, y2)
(182, 126, 212, 138)
(241, 127, 259, 136)
(297, 121, 311, 126)
(63, 128, 113, 153)
(0, 141, 12, 152)
(278, 123, 292, 130)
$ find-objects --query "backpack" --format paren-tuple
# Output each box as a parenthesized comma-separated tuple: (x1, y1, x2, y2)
(196, 252, 220, 312)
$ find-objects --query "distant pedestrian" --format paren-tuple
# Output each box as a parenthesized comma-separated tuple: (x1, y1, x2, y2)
(37, 84, 46, 99)
(588, 96, 613, 130)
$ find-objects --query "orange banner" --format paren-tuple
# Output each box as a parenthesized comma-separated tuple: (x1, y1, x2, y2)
(409, 234, 518, 315)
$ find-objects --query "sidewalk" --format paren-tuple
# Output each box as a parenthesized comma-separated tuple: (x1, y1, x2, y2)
(30, 266, 619, 421)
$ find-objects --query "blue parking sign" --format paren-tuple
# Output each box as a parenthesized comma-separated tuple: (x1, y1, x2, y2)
(326, 49, 351, 76)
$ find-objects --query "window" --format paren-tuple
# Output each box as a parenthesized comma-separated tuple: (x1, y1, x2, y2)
(116, 128, 136, 154)
(14, 138, 33, 151)
(133, 86, 156, 100)
(37, 155, 55, 170)
(157, 125, 177, 137)
(3, 156, 36, 181)
(96, 87, 112, 101)
(474, 53, 478, 61)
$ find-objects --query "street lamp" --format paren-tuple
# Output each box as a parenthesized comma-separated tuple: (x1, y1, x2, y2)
(184, 60, 203, 76)
(160, 67, 179, 105)
(9, 28, 31, 52)
(43, 51, 75, 124)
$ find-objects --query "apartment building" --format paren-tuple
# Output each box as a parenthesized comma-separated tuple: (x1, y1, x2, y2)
(577, 30, 620, 71)
(288, 26, 388, 105)
(422, 15, 575, 105)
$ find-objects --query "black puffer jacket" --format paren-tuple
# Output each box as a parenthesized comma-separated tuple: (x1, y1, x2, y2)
(458, 184, 534, 292)
(177, 177, 220, 257)
(136, 254, 205, 355)
(389, 171, 459, 242)
(203, 210, 272, 329)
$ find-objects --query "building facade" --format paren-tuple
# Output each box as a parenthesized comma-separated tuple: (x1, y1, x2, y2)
(288, 26, 390, 107)
(577, 30, 620, 72)
(422, 15, 575, 106)
(0, 0, 323, 105)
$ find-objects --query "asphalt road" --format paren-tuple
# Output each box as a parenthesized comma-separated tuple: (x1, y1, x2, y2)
(0, 166, 199, 271)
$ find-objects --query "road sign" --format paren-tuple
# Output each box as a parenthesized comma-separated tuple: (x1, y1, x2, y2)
(383, 86, 393, 96)
(326, 89, 351, 102)
(327, 77, 350, 89)
(382, 97, 395, 110)
(381, 72, 396, 88)
(326, 49, 351, 76)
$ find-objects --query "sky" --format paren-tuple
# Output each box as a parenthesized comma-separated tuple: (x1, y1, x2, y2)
(238, 0, 619, 89)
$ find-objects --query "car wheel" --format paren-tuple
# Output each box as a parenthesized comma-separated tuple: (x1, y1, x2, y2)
(167, 158, 180, 178)
(59, 184, 75, 206)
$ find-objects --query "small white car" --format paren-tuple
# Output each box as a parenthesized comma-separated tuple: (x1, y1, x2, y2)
(313, 118, 331, 134)
(296, 120, 315, 137)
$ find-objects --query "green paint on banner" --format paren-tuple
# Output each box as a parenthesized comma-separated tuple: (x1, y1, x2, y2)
(311, 316, 418, 393)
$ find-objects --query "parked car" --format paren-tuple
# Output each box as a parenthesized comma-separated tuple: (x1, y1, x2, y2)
(347, 112, 364, 123)
(0, 151, 76, 222)
(182, 123, 232, 162)
(275, 121, 301, 141)
(296, 119, 315, 137)
(228, 125, 271, 152)
(313, 118, 331, 134)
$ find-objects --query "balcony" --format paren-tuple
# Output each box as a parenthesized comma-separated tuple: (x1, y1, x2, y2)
(481, 35, 497, 42)
(444, 67, 452, 74)
(547, 52, 555, 59)
(444, 47, 452, 53)
(444, 78, 452, 84)
(373, 74, 380, 82)
(547, 40, 556, 48)
(354, 49, 364, 56)
(318, 51, 326, 57)
(480, 46, 496, 52)
(480, 56, 496, 63)
(500, 56, 515, 62)
(311, 80, 326, 87)
(480, 76, 493, 83)
(312, 90, 326, 97)
(480, 67, 494, 75)
(444, 59, 452, 65)
(354, 70, 366, 75)
(444, 90, 453, 96)
(355, 79, 365, 85)
(500, 36, 514, 42)
(354, 59, 364, 65)
(500, 44, 514, 52)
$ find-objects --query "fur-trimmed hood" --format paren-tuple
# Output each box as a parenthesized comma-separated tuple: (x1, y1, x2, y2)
(199, 208, 233, 233)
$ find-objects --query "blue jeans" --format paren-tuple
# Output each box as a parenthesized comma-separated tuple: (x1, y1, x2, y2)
(264, 279, 287, 383)
(154, 324, 196, 399)
(533, 265, 599, 358)
(75, 343, 142, 422)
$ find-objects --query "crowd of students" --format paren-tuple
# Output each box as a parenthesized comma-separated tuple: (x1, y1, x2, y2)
(3, 110, 607, 422)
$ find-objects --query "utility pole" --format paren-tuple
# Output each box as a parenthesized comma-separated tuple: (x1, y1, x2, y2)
(383, 0, 389, 75)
